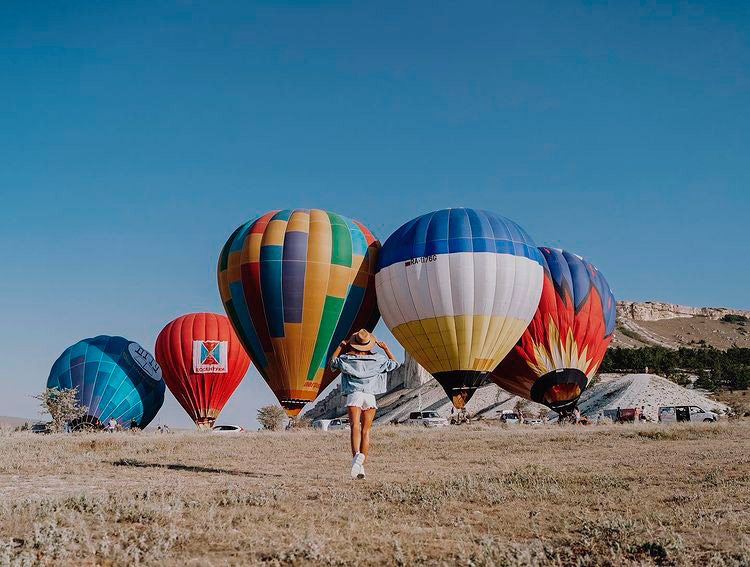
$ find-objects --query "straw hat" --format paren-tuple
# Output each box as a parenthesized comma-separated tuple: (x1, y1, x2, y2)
(348, 329, 376, 351)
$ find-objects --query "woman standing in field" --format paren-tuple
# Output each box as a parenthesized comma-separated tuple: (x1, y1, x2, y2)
(330, 329, 400, 479)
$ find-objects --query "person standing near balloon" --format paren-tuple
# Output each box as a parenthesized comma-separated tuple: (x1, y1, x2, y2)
(329, 329, 400, 479)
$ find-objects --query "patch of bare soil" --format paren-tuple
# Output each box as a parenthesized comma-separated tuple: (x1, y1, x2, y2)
(0, 423, 748, 566)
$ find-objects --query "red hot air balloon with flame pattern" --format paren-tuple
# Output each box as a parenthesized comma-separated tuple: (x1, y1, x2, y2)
(490, 248, 616, 414)
(155, 313, 250, 429)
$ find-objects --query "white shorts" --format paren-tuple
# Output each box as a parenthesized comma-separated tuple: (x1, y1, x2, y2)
(346, 392, 378, 410)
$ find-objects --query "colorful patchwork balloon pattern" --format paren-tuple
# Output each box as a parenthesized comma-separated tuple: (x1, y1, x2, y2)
(218, 209, 380, 415)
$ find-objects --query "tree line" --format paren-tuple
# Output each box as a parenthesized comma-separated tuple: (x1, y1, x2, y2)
(600, 346, 750, 391)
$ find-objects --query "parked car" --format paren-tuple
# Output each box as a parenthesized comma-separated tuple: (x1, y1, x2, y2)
(212, 424, 245, 433)
(524, 418, 545, 426)
(498, 410, 521, 424)
(603, 408, 640, 423)
(312, 419, 332, 431)
(405, 411, 449, 428)
(658, 405, 718, 423)
(31, 422, 51, 434)
(327, 417, 350, 431)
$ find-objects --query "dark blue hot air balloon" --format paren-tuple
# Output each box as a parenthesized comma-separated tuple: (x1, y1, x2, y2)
(47, 336, 165, 429)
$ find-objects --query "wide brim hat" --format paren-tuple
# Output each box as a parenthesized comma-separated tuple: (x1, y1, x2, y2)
(348, 329, 376, 351)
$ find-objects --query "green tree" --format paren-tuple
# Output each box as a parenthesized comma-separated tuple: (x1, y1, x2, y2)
(694, 369, 716, 391)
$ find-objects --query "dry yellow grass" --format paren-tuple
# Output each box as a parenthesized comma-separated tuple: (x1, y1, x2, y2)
(1, 421, 749, 566)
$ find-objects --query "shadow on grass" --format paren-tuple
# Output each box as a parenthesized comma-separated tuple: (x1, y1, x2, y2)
(111, 458, 281, 478)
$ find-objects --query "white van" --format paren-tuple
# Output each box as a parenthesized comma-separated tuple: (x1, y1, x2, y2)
(312, 417, 349, 431)
(405, 411, 449, 428)
(328, 417, 350, 430)
(658, 405, 718, 423)
(499, 409, 521, 424)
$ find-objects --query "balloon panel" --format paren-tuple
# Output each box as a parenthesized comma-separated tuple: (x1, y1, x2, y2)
(47, 335, 165, 428)
(155, 313, 250, 428)
(376, 208, 544, 407)
(490, 248, 616, 412)
(218, 209, 380, 414)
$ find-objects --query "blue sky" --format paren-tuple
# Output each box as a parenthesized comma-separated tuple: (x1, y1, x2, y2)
(1, 1, 748, 427)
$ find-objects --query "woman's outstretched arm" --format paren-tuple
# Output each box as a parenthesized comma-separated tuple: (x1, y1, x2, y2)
(375, 339, 397, 361)
(330, 340, 348, 360)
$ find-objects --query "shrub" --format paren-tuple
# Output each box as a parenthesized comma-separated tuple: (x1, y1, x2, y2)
(32, 387, 87, 433)
(286, 416, 312, 430)
(257, 405, 287, 431)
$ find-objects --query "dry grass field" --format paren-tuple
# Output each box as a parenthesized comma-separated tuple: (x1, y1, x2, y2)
(1, 421, 749, 566)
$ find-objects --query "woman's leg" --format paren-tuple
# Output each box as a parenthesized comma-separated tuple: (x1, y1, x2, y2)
(359, 408, 376, 461)
(348, 406, 362, 456)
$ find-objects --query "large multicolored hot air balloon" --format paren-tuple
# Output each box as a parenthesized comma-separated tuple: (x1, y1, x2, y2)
(155, 313, 251, 429)
(218, 209, 380, 416)
(47, 336, 165, 429)
(490, 248, 616, 413)
(376, 208, 544, 408)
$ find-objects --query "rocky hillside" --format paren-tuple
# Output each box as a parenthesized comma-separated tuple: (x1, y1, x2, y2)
(613, 301, 750, 349)
(617, 301, 750, 322)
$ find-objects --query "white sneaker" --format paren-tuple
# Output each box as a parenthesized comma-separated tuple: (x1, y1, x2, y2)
(350, 452, 365, 479)
(357, 464, 366, 480)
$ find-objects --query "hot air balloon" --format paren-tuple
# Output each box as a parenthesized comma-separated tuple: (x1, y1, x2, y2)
(47, 336, 165, 429)
(218, 209, 380, 416)
(376, 208, 544, 408)
(490, 248, 616, 413)
(155, 313, 250, 429)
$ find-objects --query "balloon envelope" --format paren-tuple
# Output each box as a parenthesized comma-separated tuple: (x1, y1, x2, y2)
(47, 335, 165, 429)
(376, 208, 544, 408)
(155, 313, 251, 429)
(218, 209, 380, 416)
(490, 248, 616, 412)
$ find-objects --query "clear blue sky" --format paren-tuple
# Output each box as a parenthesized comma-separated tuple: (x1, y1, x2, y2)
(1, 1, 748, 427)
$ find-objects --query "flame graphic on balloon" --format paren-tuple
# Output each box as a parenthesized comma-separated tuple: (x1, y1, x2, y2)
(490, 248, 615, 412)
(527, 316, 596, 379)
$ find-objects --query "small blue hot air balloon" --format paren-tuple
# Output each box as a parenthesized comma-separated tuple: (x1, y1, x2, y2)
(47, 336, 165, 429)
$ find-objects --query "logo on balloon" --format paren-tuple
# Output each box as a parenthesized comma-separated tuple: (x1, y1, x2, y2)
(127, 342, 163, 381)
(404, 255, 437, 267)
(193, 340, 228, 373)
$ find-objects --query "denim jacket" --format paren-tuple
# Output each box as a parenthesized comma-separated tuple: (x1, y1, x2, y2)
(329, 353, 400, 395)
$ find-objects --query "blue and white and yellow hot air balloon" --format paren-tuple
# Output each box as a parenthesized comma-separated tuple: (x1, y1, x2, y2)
(375, 208, 544, 408)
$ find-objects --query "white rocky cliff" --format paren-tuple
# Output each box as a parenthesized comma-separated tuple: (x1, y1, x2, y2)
(617, 301, 750, 322)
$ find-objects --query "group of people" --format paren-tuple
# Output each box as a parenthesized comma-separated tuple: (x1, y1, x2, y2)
(104, 417, 143, 431)
(615, 406, 649, 423)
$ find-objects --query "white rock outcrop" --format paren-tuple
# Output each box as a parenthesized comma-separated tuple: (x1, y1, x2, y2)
(617, 301, 750, 322)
